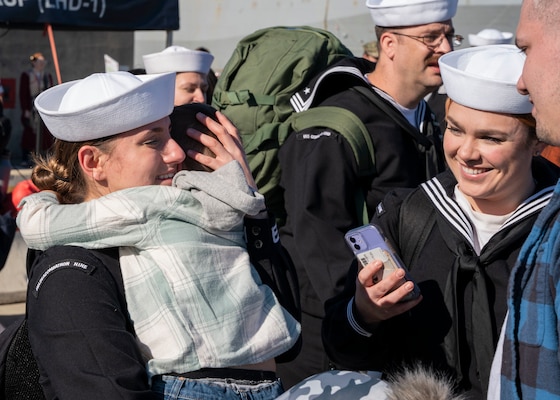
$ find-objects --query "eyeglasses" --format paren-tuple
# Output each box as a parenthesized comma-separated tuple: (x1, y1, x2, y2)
(390, 32, 464, 49)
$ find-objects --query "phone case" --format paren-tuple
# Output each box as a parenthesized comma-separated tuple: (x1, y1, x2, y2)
(344, 223, 421, 301)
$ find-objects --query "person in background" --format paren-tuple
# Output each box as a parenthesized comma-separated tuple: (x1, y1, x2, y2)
(425, 83, 448, 131)
(497, 0, 560, 398)
(143, 45, 214, 106)
(0, 92, 15, 270)
(276, 0, 459, 387)
(467, 28, 513, 47)
(0, 97, 13, 207)
(0, 96, 11, 159)
(362, 40, 379, 62)
(195, 46, 219, 104)
(128, 68, 147, 75)
(19, 52, 54, 167)
(322, 44, 559, 399)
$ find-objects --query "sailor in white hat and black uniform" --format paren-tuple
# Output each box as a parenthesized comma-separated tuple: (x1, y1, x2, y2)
(143, 45, 214, 106)
(276, 0, 461, 388)
(322, 44, 559, 400)
(20, 70, 297, 400)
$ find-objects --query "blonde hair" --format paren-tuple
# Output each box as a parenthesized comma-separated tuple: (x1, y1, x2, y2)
(363, 40, 379, 59)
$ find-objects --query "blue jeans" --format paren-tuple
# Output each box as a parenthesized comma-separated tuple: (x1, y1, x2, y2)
(151, 374, 284, 400)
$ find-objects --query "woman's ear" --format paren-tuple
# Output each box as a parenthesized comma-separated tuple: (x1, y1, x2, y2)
(78, 145, 106, 182)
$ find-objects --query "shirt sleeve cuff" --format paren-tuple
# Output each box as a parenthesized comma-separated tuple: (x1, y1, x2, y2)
(347, 297, 373, 337)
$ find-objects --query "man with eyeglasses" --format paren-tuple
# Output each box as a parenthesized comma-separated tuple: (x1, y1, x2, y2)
(275, 0, 459, 389)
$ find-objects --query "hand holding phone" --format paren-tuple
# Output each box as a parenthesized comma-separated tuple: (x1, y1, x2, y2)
(345, 224, 421, 302)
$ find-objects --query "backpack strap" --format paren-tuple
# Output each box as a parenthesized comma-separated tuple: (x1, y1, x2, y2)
(289, 106, 376, 224)
(290, 106, 376, 177)
(398, 188, 436, 268)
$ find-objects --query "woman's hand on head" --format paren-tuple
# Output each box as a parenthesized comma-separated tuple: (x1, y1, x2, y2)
(188, 111, 258, 190)
(354, 260, 422, 325)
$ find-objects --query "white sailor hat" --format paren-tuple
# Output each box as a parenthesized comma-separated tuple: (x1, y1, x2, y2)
(366, 0, 458, 27)
(143, 46, 214, 75)
(468, 29, 514, 47)
(34, 71, 175, 142)
(438, 44, 532, 114)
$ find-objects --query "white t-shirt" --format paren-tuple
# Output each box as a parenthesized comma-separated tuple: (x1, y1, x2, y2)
(370, 83, 422, 129)
(454, 186, 513, 254)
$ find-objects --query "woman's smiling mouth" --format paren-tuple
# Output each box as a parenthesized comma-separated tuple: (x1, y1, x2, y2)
(158, 172, 175, 180)
(461, 165, 491, 175)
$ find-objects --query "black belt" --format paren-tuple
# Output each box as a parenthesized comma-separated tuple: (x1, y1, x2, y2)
(165, 368, 277, 382)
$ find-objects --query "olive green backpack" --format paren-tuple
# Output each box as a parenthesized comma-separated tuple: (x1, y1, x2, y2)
(212, 26, 375, 225)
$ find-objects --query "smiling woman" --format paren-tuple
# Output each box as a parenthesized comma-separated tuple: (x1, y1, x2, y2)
(322, 44, 560, 400)
(440, 45, 540, 217)
(15, 71, 300, 400)
(444, 102, 539, 215)
(31, 72, 183, 204)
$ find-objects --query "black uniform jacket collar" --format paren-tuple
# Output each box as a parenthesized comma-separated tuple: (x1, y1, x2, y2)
(290, 57, 375, 112)
(420, 157, 559, 248)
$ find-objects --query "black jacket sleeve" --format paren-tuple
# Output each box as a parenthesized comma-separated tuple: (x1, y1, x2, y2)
(26, 246, 158, 400)
(278, 125, 365, 316)
(321, 189, 411, 370)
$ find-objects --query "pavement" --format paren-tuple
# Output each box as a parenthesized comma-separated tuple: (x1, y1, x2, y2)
(0, 166, 33, 333)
